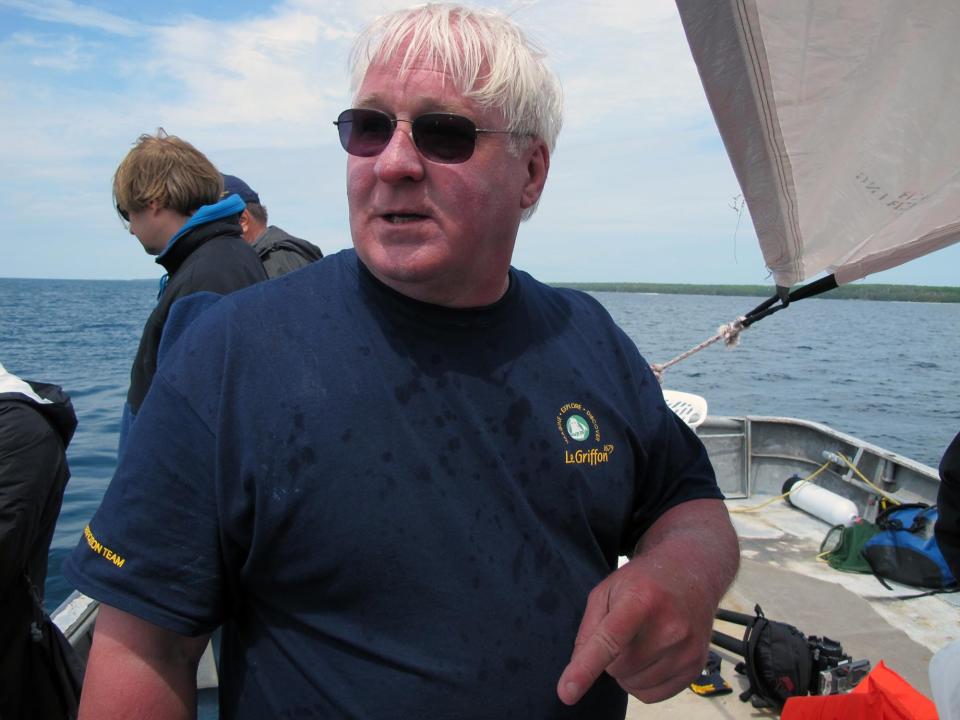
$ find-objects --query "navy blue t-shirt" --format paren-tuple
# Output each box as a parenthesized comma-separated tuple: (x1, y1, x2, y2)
(65, 250, 722, 719)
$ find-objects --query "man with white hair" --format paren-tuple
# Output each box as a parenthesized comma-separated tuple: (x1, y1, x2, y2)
(67, 5, 739, 718)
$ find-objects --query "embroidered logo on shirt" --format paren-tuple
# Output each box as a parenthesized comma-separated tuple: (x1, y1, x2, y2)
(566, 414, 591, 441)
(556, 402, 614, 466)
(83, 524, 126, 569)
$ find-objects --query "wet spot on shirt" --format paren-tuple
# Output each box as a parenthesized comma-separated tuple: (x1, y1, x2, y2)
(280, 703, 327, 718)
(358, 345, 371, 357)
(381, 451, 394, 463)
(511, 544, 526, 582)
(504, 656, 531, 673)
(286, 445, 316, 478)
(536, 588, 560, 615)
(504, 397, 532, 443)
(439, 454, 455, 477)
(414, 465, 433, 484)
(534, 541, 551, 573)
(293, 412, 304, 431)
(395, 373, 425, 405)
(341, 428, 353, 443)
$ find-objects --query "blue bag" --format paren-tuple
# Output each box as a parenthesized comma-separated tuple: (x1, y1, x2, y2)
(861, 503, 958, 591)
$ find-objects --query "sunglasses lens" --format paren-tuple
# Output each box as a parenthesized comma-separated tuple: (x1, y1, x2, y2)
(117, 207, 129, 222)
(337, 109, 393, 157)
(413, 114, 477, 163)
(335, 109, 479, 163)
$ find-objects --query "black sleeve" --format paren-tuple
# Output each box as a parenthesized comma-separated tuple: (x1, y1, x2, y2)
(0, 401, 67, 589)
(936, 431, 960, 579)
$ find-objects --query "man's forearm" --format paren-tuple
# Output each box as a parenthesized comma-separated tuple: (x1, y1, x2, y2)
(634, 498, 740, 606)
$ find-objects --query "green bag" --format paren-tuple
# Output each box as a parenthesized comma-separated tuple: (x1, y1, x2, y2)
(820, 520, 880, 573)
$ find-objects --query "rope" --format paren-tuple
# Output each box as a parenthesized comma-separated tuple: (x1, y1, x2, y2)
(729, 453, 902, 520)
(650, 316, 747, 383)
(728, 460, 832, 514)
(837, 452, 902, 505)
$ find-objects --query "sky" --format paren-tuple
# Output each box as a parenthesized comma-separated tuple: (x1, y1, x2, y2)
(1, 0, 958, 285)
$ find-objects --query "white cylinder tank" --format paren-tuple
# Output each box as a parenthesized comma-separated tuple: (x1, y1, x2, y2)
(782, 476, 860, 527)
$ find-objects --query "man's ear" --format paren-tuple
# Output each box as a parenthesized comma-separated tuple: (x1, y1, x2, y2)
(520, 140, 550, 210)
(238, 208, 251, 234)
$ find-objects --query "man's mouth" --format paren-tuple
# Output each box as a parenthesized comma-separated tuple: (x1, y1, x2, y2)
(384, 213, 427, 224)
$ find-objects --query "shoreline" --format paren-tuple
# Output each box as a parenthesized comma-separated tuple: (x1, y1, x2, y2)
(2, 277, 959, 303)
(551, 282, 960, 303)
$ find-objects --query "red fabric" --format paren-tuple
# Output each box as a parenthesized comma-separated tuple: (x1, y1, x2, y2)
(781, 661, 938, 720)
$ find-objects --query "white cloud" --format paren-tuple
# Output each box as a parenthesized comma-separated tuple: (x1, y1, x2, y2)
(1, 0, 956, 284)
(0, 0, 142, 36)
(141, 11, 353, 141)
(5, 31, 96, 71)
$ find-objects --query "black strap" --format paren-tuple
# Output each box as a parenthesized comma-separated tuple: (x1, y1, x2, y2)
(741, 275, 839, 328)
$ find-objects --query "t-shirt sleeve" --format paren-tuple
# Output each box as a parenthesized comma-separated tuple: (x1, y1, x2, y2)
(63, 364, 225, 636)
(614, 333, 723, 555)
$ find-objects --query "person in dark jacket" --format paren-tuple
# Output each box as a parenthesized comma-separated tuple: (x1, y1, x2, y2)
(932, 432, 960, 720)
(114, 131, 267, 445)
(0, 361, 79, 719)
(935, 431, 960, 578)
(221, 173, 323, 278)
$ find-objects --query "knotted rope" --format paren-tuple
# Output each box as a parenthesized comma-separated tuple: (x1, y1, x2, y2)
(650, 316, 747, 383)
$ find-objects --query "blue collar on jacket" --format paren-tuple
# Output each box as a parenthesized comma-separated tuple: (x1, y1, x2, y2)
(154, 194, 246, 264)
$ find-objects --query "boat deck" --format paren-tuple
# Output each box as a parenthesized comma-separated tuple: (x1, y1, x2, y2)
(625, 496, 959, 718)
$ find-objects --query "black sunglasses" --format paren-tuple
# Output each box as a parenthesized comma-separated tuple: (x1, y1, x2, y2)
(334, 108, 529, 164)
(117, 206, 130, 222)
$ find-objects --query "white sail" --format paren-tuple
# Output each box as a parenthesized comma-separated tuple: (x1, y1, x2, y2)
(675, 0, 960, 288)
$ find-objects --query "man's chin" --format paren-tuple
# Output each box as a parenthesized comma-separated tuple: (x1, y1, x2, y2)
(357, 243, 437, 280)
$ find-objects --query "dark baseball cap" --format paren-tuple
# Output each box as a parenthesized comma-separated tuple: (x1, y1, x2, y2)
(222, 174, 261, 204)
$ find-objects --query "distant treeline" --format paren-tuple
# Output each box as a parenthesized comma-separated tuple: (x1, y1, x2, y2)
(551, 282, 960, 303)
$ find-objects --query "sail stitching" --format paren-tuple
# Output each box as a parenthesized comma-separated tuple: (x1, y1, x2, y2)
(735, 0, 804, 283)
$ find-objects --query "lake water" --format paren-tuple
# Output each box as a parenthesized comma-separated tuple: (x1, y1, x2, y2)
(1, 277, 958, 611)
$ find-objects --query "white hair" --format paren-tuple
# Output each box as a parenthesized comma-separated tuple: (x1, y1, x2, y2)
(349, 3, 564, 157)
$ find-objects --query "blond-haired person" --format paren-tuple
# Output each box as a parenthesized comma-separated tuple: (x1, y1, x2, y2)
(113, 131, 265, 445)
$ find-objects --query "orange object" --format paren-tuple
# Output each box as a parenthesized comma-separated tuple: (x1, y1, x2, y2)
(781, 661, 938, 720)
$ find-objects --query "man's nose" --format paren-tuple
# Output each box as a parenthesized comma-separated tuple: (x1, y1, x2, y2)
(374, 123, 425, 183)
